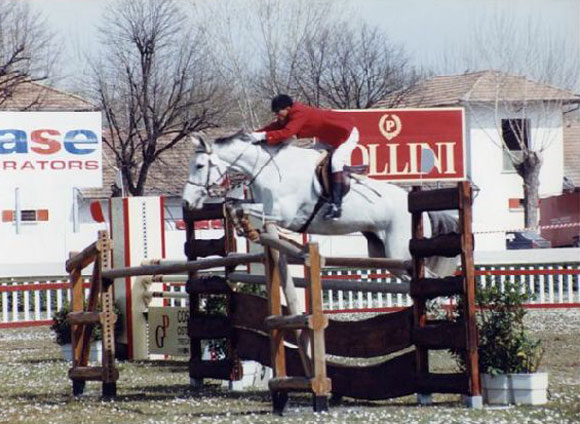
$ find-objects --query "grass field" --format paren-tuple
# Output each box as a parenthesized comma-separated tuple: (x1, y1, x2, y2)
(0, 309, 579, 424)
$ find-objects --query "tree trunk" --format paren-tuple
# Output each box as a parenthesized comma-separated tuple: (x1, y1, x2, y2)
(515, 152, 542, 230)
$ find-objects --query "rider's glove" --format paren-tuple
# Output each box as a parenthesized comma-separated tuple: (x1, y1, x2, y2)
(250, 132, 266, 143)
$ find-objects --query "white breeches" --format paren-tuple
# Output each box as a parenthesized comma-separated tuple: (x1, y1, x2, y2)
(329, 127, 359, 173)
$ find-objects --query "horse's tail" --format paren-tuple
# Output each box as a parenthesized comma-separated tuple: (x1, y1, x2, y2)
(425, 211, 460, 277)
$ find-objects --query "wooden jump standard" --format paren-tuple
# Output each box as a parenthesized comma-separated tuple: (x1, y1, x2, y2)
(66, 181, 479, 411)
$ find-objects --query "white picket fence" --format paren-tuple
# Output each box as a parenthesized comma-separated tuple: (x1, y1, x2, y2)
(321, 264, 580, 312)
(1, 263, 580, 327)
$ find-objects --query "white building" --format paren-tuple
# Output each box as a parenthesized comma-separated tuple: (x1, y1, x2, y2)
(376, 70, 580, 250)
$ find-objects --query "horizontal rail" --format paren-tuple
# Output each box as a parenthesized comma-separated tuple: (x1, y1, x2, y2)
(259, 233, 307, 261)
(323, 257, 412, 271)
(227, 272, 409, 294)
(65, 241, 100, 272)
(102, 253, 263, 280)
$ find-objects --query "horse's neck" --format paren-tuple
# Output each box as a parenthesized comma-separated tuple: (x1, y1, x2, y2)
(216, 142, 319, 200)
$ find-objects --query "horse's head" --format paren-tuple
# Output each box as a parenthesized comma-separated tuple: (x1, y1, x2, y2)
(182, 135, 228, 210)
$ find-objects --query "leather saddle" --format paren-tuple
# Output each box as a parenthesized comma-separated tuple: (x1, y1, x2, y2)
(314, 151, 368, 199)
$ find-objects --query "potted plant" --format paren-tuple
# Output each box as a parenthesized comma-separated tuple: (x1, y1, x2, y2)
(453, 280, 547, 405)
(51, 304, 121, 362)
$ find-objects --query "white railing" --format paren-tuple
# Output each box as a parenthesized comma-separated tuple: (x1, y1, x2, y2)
(0, 276, 91, 328)
(2, 263, 580, 327)
(322, 263, 580, 313)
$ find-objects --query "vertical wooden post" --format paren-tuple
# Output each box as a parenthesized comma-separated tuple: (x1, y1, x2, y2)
(410, 186, 430, 404)
(99, 230, 117, 398)
(306, 242, 330, 412)
(264, 244, 286, 379)
(184, 208, 204, 388)
(458, 181, 481, 399)
(69, 260, 85, 396)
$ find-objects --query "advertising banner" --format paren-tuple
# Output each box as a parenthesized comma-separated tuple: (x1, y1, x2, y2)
(148, 307, 190, 356)
(0, 112, 102, 188)
(338, 108, 466, 182)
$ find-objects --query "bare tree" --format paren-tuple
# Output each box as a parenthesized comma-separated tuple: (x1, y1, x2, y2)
(93, 0, 225, 196)
(0, 0, 58, 108)
(295, 23, 421, 109)
(434, 12, 580, 230)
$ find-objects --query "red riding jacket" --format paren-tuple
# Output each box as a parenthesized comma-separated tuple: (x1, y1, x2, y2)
(257, 102, 354, 148)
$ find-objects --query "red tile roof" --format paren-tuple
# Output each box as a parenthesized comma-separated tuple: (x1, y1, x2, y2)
(376, 70, 580, 108)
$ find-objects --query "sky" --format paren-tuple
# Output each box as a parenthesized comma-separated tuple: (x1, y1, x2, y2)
(28, 0, 580, 91)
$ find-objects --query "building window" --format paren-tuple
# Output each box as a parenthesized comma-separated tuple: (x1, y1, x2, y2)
(502, 119, 530, 171)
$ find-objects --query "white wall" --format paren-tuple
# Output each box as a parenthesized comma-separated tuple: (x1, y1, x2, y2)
(468, 103, 564, 250)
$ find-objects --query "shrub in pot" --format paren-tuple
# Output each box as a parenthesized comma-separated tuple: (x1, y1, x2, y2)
(454, 280, 546, 405)
(51, 303, 121, 362)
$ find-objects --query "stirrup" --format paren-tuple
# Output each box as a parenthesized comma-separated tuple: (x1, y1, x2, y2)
(323, 204, 341, 220)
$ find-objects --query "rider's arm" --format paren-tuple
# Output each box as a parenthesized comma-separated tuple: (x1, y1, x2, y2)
(263, 109, 308, 145)
(256, 120, 283, 132)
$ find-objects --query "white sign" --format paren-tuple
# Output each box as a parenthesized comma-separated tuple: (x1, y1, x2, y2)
(0, 112, 102, 188)
(148, 307, 190, 356)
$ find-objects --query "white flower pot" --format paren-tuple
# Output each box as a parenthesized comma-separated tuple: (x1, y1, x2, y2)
(481, 374, 510, 405)
(60, 342, 103, 362)
(509, 372, 548, 405)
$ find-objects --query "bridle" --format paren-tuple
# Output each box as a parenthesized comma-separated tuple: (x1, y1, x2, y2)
(186, 137, 283, 198)
(185, 151, 230, 198)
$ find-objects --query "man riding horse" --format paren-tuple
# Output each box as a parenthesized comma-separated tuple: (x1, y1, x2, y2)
(251, 95, 359, 220)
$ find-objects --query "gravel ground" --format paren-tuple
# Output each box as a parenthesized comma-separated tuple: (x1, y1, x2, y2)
(0, 309, 578, 424)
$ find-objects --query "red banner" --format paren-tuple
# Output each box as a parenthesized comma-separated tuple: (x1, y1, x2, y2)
(338, 108, 466, 182)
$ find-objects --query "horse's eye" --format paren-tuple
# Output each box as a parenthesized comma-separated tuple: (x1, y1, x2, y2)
(196, 164, 204, 169)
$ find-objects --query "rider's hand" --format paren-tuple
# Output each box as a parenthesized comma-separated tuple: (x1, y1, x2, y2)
(250, 132, 266, 143)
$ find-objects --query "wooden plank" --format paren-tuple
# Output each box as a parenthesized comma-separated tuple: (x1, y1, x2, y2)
(307, 242, 331, 397)
(234, 328, 418, 400)
(184, 237, 227, 258)
(102, 253, 263, 280)
(68, 366, 104, 381)
(323, 257, 412, 271)
(264, 243, 286, 379)
(98, 231, 118, 386)
(230, 292, 288, 333)
(182, 203, 225, 221)
(230, 294, 413, 358)
(417, 372, 470, 394)
(410, 276, 464, 299)
(259, 233, 307, 261)
(264, 314, 312, 331)
(68, 311, 103, 326)
(65, 241, 98, 272)
(325, 308, 413, 358)
(269, 377, 312, 392)
(227, 272, 410, 294)
(69, 266, 84, 367)
(458, 181, 481, 397)
(187, 275, 231, 294)
(410, 186, 429, 396)
(408, 187, 460, 213)
(409, 233, 463, 258)
(412, 322, 466, 349)
(189, 359, 234, 380)
(189, 314, 232, 339)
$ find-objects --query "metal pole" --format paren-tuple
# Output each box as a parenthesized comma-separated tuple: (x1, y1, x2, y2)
(15, 187, 21, 235)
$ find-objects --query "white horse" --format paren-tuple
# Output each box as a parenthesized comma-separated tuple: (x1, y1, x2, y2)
(182, 131, 458, 278)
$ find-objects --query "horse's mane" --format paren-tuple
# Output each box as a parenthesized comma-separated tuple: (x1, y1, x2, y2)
(215, 129, 251, 145)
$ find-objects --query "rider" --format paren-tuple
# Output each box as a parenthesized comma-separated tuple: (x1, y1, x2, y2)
(250, 94, 359, 220)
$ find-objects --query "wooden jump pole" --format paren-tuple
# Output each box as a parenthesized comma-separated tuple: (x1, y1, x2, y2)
(101, 253, 264, 280)
(228, 272, 410, 294)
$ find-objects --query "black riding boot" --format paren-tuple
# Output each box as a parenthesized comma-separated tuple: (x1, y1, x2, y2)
(323, 171, 344, 220)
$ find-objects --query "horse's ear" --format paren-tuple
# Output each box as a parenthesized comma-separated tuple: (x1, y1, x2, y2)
(199, 136, 212, 154)
(190, 133, 212, 154)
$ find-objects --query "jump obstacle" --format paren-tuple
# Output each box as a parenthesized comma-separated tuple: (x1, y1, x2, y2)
(65, 181, 481, 410)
